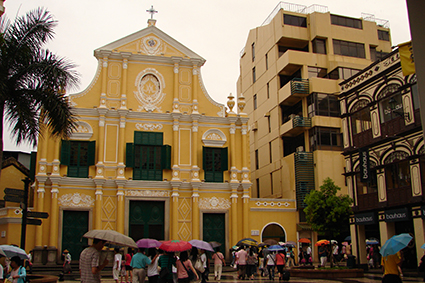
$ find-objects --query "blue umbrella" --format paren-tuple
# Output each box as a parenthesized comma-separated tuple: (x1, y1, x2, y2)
(267, 245, 285, 251)
(344, 236, 351, 241)
(380, 233, 413, 257)
(421, 243, 425, 249)
(366, 239, 379, 245)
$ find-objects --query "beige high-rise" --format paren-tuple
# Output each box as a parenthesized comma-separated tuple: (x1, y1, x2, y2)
(237, 2, 392, 233)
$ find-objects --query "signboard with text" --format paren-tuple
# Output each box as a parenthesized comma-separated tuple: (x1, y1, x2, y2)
(385, 207, 410, 222)
(359, 149, 370, 182)
(354, 212, 377, 225)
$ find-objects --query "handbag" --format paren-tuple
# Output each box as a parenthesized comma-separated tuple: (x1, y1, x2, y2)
(182, 260, 195, 281)
(194, 257, 205, 273)
(159, 266, 170, 280)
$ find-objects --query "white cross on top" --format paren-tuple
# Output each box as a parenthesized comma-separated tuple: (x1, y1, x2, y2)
(146, 5, 158, 19)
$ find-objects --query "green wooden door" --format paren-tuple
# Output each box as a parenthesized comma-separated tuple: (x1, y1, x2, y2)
(129, 201, 165, 240)
(62, 210, 89, 260)
(203, 213, 225, 256)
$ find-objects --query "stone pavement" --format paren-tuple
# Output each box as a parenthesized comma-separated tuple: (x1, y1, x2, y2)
(60, 271, 425, 283)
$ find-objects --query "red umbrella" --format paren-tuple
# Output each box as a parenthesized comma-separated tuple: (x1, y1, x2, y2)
(299, 238, 311, 244)
(159, 240, 192, 252)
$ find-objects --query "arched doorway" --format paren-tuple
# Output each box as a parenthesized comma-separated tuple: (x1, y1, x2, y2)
(261, 223, 286, 243)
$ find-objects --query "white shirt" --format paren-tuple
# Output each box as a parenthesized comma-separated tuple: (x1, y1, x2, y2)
(113, 254, 122, 270)
(333, 246, 339, 255)
(307, 247, 311, 255)
(200, 253, 207, 268)
(147, 256, 159, 277)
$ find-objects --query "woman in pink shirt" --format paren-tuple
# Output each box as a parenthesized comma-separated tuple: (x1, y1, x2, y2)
(212, 247, 226, 281)
(176, 251, 198, 283)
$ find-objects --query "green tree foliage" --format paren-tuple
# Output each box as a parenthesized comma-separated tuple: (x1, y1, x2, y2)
(304, 178, 353, 239)
(0, 8, 79, 172)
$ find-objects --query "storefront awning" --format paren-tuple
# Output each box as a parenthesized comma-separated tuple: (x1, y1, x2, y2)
(297, 223, 312, 231)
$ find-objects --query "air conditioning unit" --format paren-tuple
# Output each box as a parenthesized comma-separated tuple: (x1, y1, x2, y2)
(251, 121, 258, 131)
(296, 146, 304, 152)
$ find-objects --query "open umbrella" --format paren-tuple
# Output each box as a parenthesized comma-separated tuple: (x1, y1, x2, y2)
(0, 248, 8, 258)
(315, 240, 330, 246)
(421, 243, 425, 249)
(298, 238, 311, 244)
(209, 241, 222, 248)
(159, 240, 192, 252)
(284, 241, 296, 247)
(237, 238, 258, 247)
(189, 240, 214, 252)
(366, 239, 379, 245)
(331, 240, 338, 244)
(232, 245, 239, 250)
(263, 239, 278, 246)
(83, 229, 137, 248)
(0, 245, 28, 259)
(267, 245, 285, 251)
(137, 238, 162, 248)
(342, 242, 349, 246)
(344, 236, 351, 241)
(380, 233, 413, 257)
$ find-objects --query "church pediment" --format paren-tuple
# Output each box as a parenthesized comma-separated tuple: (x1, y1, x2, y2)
(94, 25, 205, 63)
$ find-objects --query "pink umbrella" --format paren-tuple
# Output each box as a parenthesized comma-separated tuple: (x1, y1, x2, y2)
(159, 240, 192, 252)
(137, 238, 162, 248)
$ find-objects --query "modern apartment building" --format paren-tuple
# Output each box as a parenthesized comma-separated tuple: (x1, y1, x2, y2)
(237, 2, 392, 240)
(340, 49, 423, 268)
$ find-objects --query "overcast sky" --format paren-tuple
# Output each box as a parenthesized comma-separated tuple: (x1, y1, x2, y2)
(3, 0, 411, 152)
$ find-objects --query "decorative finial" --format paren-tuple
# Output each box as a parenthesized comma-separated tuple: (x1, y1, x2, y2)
(146, 5, 158, 19)
(238, 94, 246, 114)
(227, 93, 235, 113)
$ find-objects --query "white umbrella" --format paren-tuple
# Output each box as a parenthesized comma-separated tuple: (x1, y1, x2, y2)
(0, 245, 28, 259)
(83, 230, 137, 248)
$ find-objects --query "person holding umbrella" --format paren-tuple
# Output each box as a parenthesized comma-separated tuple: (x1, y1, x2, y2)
(380, 233, 412, 283)
(79, 238, 109, 283)
(6, 256, 26, 283)
(158, 252, 176, 283)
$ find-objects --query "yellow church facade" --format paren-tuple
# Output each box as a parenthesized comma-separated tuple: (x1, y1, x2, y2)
(16, 19, 299, 264)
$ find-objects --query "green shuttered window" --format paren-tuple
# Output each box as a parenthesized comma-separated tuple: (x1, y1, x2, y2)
(202, 147, 228, 182)
(126, 132, 171, 181)
(61, 140, 96, 178)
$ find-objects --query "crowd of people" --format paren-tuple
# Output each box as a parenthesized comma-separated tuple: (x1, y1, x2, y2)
(78, 240, 226, 283)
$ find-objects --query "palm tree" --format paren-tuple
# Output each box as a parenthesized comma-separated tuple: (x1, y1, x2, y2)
(0, 8, 79, 176)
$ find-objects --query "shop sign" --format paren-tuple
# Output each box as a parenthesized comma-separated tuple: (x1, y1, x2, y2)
(354, 212, 376, 225)
(359, 149, 370, 182)
(385, 207, 410, 222)
(422, 206, 425, 219)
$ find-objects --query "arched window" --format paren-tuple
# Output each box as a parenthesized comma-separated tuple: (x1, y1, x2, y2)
(350, 100, 371, 134)
(384, 151, 411, 190)
(262, 223, 286, 243)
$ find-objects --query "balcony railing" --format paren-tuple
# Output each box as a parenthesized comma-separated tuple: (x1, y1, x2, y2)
(293, 116, 312, 128)
(291, 78, 309, 95)
(295, 151, 314, 208)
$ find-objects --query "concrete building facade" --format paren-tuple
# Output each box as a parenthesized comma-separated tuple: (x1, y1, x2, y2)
(238, 2, 392, 243)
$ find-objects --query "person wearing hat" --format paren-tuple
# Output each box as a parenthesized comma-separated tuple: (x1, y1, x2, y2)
(63, 249, 72, 274)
